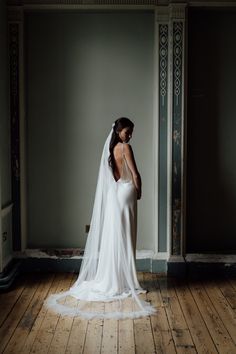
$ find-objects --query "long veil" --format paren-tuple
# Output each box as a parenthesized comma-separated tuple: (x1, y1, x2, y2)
(44, 127, 157, 319)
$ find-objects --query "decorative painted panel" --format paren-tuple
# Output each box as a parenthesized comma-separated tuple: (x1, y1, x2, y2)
(158, 23, 168, 252)
(9, 23, 21, 250)
(172, 21, 183, 255)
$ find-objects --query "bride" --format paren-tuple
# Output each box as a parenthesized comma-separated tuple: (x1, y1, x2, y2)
(44, 117, 157, 319)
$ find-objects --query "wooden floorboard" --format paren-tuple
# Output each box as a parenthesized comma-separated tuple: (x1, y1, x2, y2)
(101, 301, 118, 354)
(0, 274, 27, 328)
(203, 278, 236, 347)
(0, 272, 236, 354)
(47, 273, 78, 354)
(174, 278, 218, 353)
(118, 297, 135, 354)
(158, 277, 196, 354)
(30, 272, 74, 354)
(65, 298, 90, 354)
(144, 273, 176, 354)
(0, 273, 41, 353)
(3, 273, 55, 354)
(218, 277, 236, 310)
(133, 273, 155, 354)
(22, 273, 65, 354)
(189, 279, 235, 354)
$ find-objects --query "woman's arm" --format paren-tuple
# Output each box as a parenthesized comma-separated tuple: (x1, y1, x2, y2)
(124, 144, 142, 200)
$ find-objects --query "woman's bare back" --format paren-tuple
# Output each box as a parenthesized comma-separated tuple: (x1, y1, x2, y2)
(113, 142, 125, 181)
(113, 143, 142, 200)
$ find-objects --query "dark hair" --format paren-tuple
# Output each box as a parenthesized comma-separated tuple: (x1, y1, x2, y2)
(108, 117, 134, 177)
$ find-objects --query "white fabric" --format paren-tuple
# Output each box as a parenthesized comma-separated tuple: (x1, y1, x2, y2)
(44, 128, 157, 319)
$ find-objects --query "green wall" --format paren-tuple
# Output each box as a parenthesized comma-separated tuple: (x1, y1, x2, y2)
(25, 11, 155, 249)
(187, 9, 236, 253)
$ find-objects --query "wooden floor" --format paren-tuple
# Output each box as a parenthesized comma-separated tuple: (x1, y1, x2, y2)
(0, 272, 236, 354)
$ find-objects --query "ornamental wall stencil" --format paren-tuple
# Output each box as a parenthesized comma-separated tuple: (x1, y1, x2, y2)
(172, 21, 184, 256)
(9, 22, 21, 250)
(173, 198, 181, 255)
(158, 22, 168, 253)
(173, 129, 181, 145)
(173, 22, 182, 106)
(9, 23, 20, 180)
(159, 24, 168, 106)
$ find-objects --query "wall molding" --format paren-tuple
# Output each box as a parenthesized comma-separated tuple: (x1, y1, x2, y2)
(14, 248, 166, 259)
(153, 8, 159, 257)
(185, 253, 236, 263)
(8, 6, 23, 22)
(9, 21, 22, 251)
(171, 7, 186, 256)
(155, 5, 169, 22)
(13, 248, 167, 273)
(12, 2, 235, 263)
(188, 1, 236, 6)
(7, 2, 188, 259)
(7, 0, 236, 7)
(1, 203, 14, 218)
(13, 250, 236, 276)
(7, 2, 187, 258)
(170, 3, 186, 19)
(8, 0, 160, 5)
(155, 11, 169, 256)
(153, 251, 168, 259)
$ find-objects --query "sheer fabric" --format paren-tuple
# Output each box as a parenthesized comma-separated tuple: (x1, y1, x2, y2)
(44, 128, 157, 319)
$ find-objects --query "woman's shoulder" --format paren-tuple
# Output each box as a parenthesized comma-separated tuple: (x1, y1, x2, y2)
(114, 141, 131, 149)
(113, 142, 132, 156)
(114, 142, 132, 150)
(123, 142, 133, 152)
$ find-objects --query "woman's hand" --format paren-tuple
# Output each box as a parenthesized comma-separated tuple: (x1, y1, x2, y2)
(136, 189, 141, 200)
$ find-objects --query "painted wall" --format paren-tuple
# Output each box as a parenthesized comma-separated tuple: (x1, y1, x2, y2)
(187, 8, 236, 253)
(25, 11, 155, 250)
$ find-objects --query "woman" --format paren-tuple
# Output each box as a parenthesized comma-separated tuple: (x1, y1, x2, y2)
(109, 118, 141, 259)
(44, 118, 157, 319)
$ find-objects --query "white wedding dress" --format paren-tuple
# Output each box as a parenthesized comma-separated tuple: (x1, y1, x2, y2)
(44, 130, 157, 319)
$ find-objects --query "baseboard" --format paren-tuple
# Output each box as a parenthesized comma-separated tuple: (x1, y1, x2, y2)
(0, 259, 22, 290)
(167, 253, 236, 278)
(14, 248, 167, 274)
(10, 250, 236, 280)
(167, 255, 187, 277)
(19, 256, 167, 274)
